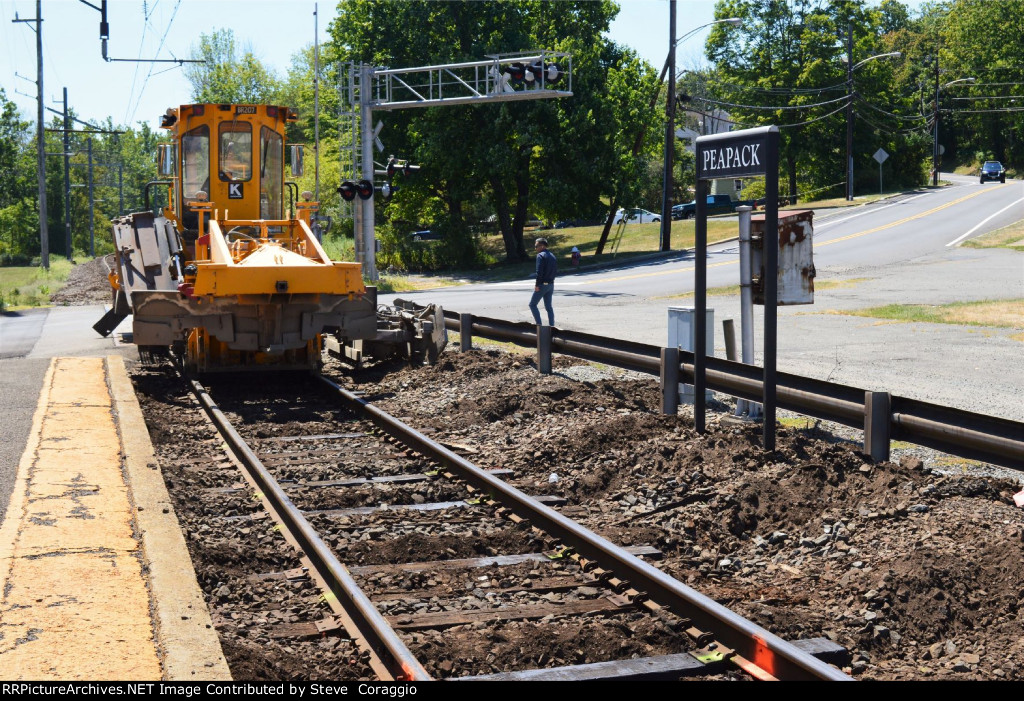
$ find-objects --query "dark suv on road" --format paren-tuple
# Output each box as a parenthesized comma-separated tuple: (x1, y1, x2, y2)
(980, 161, 1005, 184)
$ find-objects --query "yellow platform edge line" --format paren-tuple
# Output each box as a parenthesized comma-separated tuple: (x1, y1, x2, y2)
(105, 355, 232, 681)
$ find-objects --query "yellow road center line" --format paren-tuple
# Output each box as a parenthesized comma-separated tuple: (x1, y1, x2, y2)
(578, 184, 1011, 286)
(818, 183, 1009, 247)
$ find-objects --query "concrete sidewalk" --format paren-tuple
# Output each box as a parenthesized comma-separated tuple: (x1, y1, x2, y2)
(0, 356, 229, 680)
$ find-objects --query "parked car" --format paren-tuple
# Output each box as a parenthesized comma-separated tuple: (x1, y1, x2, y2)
(409, 229, 442, 241)
(614, 208, 661, 224)
(672, 194, 736, 220)
(980, 161, 1006, 184)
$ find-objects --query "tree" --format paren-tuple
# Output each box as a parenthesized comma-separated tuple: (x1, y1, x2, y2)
(0, 88, 38, 259)
(938, 0, 1024, 169)
(706, 0, 928, 198)
(183, 29, 284, 104)
(328, 0, 656, 265)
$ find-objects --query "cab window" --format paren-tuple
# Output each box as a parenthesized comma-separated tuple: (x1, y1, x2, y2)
(181, 125, 209, 200)
(219, 122, 252, 182)
(260, 126, 283, 219)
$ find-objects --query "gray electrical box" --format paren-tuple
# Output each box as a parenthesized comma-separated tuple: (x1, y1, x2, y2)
(668, 307, 714, 403)
(750, 210, 815, 305)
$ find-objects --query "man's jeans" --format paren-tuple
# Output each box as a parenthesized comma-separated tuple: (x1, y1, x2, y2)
(529, 283, 554, 325)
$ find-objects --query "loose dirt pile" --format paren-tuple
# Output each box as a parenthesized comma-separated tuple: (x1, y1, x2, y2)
(134, 344, 1024, 681)
(331, 347, 1024, 680)
(49, 256, 113, 306)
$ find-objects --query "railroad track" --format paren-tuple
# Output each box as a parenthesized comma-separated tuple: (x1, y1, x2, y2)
(133, 362, 853, 681)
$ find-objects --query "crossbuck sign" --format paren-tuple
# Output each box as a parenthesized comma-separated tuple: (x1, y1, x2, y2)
(694, 126, 781, 451)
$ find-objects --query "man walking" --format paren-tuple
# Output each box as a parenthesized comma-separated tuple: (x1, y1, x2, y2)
(530, 237, 557, 326)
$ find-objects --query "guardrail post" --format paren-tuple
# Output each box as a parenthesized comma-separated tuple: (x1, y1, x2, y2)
(459, 313, 473, 351)
(864, 391, 891, 462)
(723, 319, 737, 361)
(661, 347, 680, 415)
(537, 325, 553, 375)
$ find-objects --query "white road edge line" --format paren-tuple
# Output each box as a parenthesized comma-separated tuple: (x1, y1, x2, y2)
(814, 191, 931, 229)
(946, 194, 1024, 247)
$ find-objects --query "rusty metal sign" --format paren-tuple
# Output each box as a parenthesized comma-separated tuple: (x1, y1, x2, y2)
(751, 210, 815, 305)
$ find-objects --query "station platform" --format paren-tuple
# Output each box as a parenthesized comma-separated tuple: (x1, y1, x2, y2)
(0, 355, 230, 681)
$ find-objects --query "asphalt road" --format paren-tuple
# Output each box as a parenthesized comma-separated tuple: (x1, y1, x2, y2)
(382, 175, 1024, 422)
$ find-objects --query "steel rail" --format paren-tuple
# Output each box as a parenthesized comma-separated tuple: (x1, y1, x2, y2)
(315, 373, 853, 681)
(188, 380, 431, 682)
(445, 311, 1024, 470)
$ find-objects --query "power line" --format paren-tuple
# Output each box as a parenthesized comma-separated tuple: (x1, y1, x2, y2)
(704, 77, 849, 95)
(777, 101, 850, 129)
(693, 92, 850, 111)
(942, 107, 1024, 114)
(127, 0, 183, 124)
(854, 96, 929, 121)
(951, 95, 1024, 100)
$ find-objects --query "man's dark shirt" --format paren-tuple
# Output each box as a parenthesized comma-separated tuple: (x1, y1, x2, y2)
(535, 249, 557, 285)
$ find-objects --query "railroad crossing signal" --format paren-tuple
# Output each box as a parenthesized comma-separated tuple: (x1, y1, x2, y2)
(374, 156, 420, 201)
(338, 179, 374, 201)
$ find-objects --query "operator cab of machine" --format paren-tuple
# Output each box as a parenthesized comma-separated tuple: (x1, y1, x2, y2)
(159, 104, 298, 239)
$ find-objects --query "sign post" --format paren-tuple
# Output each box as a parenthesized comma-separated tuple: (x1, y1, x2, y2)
(695, 126, 780, 451)
(873, 148, 889, 196)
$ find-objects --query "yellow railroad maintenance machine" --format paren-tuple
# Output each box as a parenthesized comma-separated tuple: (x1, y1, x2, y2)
(94, 103, 444, 372)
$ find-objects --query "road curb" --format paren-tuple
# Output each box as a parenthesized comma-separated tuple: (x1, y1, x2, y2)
(107, 356, 232, 681)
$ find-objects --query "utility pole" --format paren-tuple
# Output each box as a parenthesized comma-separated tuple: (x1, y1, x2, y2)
(845, 22, 854, 201)
(659, 0, 676, 251)
(932, 52, 940, 187)
(314, 3, 321, 205)
(13, 1, 48, 269)
(62, 88, 72, 260)
(88, 138, 95, 257)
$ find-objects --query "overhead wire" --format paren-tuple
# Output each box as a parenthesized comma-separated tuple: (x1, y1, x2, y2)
(776, 101, 851, 129)
(853, 96, 929, 121)
(702, 77, 850, 95)
(127, 0, 184, 125)
(692, 92, 851, 111)
(856, 110, 932, 136)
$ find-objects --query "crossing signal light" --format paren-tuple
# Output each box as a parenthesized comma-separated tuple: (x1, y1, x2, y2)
(338, 181, 357, 202)
(402, 162, 420, 176)
(338, 179, 375, 201)
(504, 61, 561, 89)
(386, 156, 397, 178)
(505, 62, 526, 85)
(356, 179, 374, 199)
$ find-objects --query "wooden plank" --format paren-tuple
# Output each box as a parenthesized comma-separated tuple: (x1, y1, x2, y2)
(304, 495, 565, 518)
(258, 433, 365, 443)
(253, 545, 663, 584)
(347, 546, 663, 576)
(455, 638, 848, 681)
(385, 596, 631, 631)
(373, 575, 590, 601)
(457, 653, 711, 681)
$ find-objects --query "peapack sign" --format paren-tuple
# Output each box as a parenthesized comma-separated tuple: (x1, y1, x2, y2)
(695, 126, 777, 180)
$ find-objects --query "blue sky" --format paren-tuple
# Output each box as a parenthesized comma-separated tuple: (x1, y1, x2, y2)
(1, 0, 924, 128)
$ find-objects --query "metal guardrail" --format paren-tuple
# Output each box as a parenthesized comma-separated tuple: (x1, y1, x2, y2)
(443, 311, 1024, 472)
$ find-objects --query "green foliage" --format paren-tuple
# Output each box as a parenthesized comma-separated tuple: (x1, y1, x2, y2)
(936, 0, 1024, 169)
(707, 0, 930, 197)
(0, 259, 71, 310)
(0, 200, 39, 258)
(328, 0, 655, 266)
(184, 29, 284, 104)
